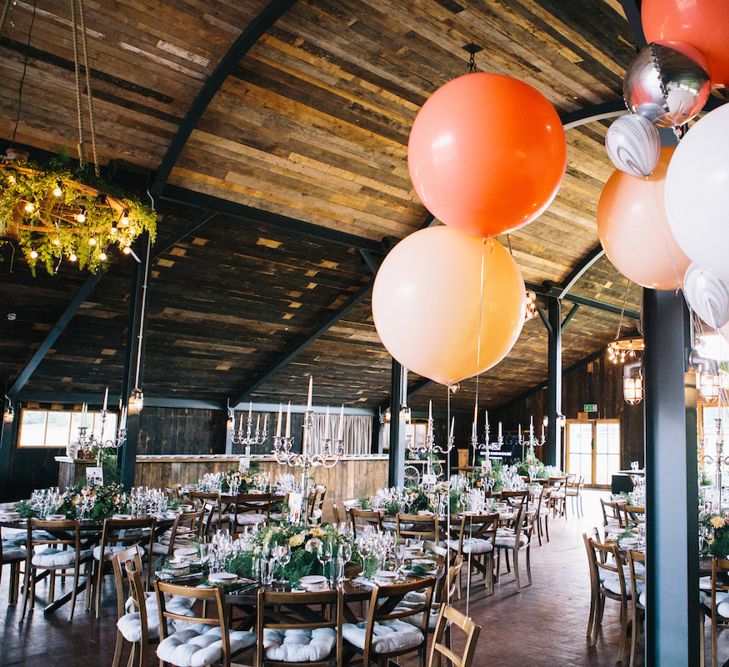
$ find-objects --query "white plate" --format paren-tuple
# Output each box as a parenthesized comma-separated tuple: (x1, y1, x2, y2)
(113, 514, 133, 520)
(300, 575, 328, 591)
(46, 514, 66, 521)
(208, 572, 237, 583)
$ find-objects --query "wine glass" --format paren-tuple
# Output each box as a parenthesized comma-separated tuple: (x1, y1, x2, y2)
(337, 541, 353, 584)
(274, 544, 291, 583)
(317, 540, 334, 587)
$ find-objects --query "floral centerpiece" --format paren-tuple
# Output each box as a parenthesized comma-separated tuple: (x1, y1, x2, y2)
(226, 523, 357, 585)
(197, 463, 266, 493)
(700, 510, 729, 557)
(17, 482, 127, 520)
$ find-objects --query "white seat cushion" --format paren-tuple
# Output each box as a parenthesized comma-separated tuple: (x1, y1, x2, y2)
(2, 542, 25, 561)
(703, 590, 729, 617)
(235, 513, 266, 526)
(494, 534, 527, 549)
(32, 547, 91, 567)
(639, 590, 646, 607)
(157, 626, 256, 667)
(342, 619, 423, 654)
(445, 538, 492, 555)
(394, 602, 439, 630)
(152, 542, 171, 556)
(94, 544, 143, 561)
(126, 591, 195, 616)
(601, 572, 631, 597)
(118, 610, 160, 642)
(263, 628, 336, 662)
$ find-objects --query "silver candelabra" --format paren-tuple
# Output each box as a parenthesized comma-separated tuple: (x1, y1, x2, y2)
(231, 403, 268, 470)
(470, 407, 504, 467)
(71, 398, 126, 466)
(271, 377, 344, 517)
(407, 400, 454, 481)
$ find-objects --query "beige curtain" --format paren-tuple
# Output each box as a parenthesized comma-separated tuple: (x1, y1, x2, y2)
(310, 414, 372, 456)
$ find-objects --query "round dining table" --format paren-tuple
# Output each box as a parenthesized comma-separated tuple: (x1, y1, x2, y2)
(0, 514, 175, 616)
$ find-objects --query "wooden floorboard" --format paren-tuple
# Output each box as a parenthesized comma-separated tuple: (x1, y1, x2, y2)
(0, 491, 721, 665)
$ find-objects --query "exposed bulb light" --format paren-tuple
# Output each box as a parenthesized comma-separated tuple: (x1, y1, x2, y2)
(24, 201, 35, 213)
(52, 237, 60, 246)
(99, 252, 107, 261)
(29, 250, 38, 259)
(3, 403, 14, 424)
(120, 210, 130, 227)
(69, 252, 77, 262)
(110, 226, 118, 235)
(122, 246, 132, 255)
(52, 181, 63, 197)
(88, 237, 97, 246)
(130, 387, 144, 412)
(76, 209, 86, 223)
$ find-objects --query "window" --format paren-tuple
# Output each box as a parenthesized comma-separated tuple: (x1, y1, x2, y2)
(566, 418, 621, 486)
(17, 409, 117, 448)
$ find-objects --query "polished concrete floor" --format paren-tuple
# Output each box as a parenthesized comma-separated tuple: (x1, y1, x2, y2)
(0, 490, 712, 666)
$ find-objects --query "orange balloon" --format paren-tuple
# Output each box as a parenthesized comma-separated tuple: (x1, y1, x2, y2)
(408, 73, 566, 239)
(597, 147, 690, 290)
(372, 227, 526, 386)
(643, 0, 729, 86)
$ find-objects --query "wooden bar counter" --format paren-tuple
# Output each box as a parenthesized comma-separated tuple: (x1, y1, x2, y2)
(135, 454, 388, 520)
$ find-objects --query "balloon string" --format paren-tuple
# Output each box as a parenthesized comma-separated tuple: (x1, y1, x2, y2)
(446, 384, 452, 606)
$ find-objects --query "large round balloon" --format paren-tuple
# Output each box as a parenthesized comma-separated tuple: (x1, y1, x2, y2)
(408, 73, 566, 239)
(372, 227, 526, 386)
(597, 147, 690, 290)
(665, 104, 729, 279)
(643, 0, 729, 87)
(605, 114, 660, 177)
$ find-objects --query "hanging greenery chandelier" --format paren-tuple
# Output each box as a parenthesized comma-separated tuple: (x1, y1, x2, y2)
(0, 0, 156, 275)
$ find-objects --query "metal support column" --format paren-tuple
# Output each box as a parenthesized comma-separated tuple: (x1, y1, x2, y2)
(644, 289, 699, 665)
(119, 233, 151, 488)
(546, 295, 562, 467)
(388, 359, 407, 488)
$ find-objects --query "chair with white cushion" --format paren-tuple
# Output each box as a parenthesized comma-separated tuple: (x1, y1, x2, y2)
(153, 510, 205, 560)
(21, 518, 93, 621)
(447, 514, 497, 597)
(627, 549, 645, 667)
(1, 524, 25, 604)
(495, 506, 532, 592)
(256, 588, 343, 666)
(189, 491, 223, 539)
(342, 577, 435, 667)
(306, 485, 327, 525)
(350, 509, 383, 538)
(228, 493, 276, 534)
(92, 517, 156, 618)
(583, 535, 630, 664)
(600, 498, 624, 533)
(155, 581, 256, 667)
(396, 514, 441, 556)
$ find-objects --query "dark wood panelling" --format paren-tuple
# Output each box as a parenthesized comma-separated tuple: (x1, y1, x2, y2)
(137, 406, 227, 455)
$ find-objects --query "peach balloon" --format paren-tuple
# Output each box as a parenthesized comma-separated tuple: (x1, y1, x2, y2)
(408, 73, 566, 239)
(372, 227, 526, 386)
(597, 147, 690, 290)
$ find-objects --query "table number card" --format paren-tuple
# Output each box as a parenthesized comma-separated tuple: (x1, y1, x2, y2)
(288, 491, 303, 519)
(86, 466, 104, 486)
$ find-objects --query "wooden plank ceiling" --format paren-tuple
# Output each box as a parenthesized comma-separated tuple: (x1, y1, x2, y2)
(0, 0, 645, 411)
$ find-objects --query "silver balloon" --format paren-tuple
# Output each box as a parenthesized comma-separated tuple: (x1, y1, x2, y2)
(624, 42, 711, 128)
(683, 263, 729, 329)
(605, 114, 660, 177)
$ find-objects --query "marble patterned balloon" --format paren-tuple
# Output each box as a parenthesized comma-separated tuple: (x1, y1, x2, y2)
(683, 262, 729, 329)
(605, 114, 661, 178)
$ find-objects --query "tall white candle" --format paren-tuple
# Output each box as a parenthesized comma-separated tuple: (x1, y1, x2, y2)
(102, 387, 108, 412)
(256, 414, 260, 433)
(324, 406, 330, 439)
(285, 402, 291, 438)
(518, 423, 522, 438)
(263, 413, 268, 434)
(428, 400, 433, 422)
(485, 409, 489, 428)
(449, 416, 454, 438)
(338, 404, 345, 440)
(238, 412, 244, 430)
(307, 376, 313, 410)
(472, 402, 477, 439)
(530, 415, 534, 429)
(248, 401, 253, 421)
(498, 421, 502, 440)
(276, 404, 282, 438)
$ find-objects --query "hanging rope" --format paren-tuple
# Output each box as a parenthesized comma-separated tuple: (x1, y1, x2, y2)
(76, 0, 99, 175)
(70, 0, 85, 167)
(9, 0, 37, 145)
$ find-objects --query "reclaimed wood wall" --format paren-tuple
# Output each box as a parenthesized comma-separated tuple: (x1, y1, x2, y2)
(491, 347, 644, 469)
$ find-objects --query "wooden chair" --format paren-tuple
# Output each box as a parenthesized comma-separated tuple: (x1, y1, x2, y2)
(396, 513, 440, 550)
(349, 508, 383, 538)
(1, 525, 24, 604)
(256, 588, 343, 667)
(228, 493, 276, 533)
(566, 475, 585, 518)
(500, 490, 528, 509)
(446, 514, 497, 596)
(427, 604, 481, 667)
(111, 547, 150, 667)
(699, 557, 729, 667)
(583, 535, 630, 664)
(495, 506, 532, 592)
(342, 577, 435, 667)
(307, 484, 327, 524)
(164, 484, 182, 500)
(21, 518, 93, 621)
(621, 504, 646, 529)
(92, 517, 156, 618)
(627, 549, 645, 667)
(548, 477, 567, 518)
(152, 509, 205, 560)
(600, 498, 624, 532)
(189, 490, 223, 537)
(154, 581, 256, 667)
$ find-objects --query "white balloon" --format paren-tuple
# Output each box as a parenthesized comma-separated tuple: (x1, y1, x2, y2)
(683, 263, 729, 329)
(665, 104, 729, 279)
(605, 114, 660, 177)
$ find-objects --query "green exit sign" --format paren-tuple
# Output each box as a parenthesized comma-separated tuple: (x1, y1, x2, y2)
(583, 403, 598, 413)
